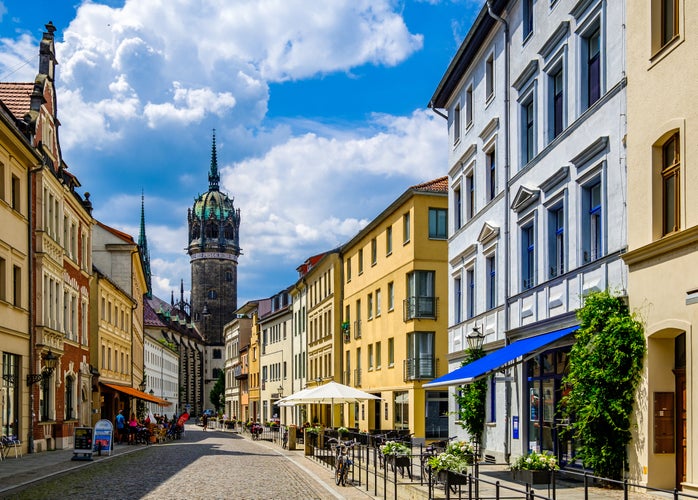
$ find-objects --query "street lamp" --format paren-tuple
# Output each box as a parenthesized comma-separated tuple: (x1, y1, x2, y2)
(466, 325, 485, 352)
(138, 380, 147, 392)
(149, 389, 155, 396)
(26, 350, 58, 386)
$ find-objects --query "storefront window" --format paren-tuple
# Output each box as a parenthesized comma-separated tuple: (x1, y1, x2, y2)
(2, 353, 19, 437)
(526, 346, 575, 464)
(394, 391, 409, 430)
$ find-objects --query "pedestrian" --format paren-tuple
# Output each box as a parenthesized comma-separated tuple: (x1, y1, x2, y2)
(115, 410, 126, 444)
(202, 412, 208, 431)
(128, 412, 138, 444)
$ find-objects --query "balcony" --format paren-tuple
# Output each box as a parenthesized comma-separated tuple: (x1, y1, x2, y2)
(233, 364, 248, 380)
(403, 296, 438, 321)
(403, 356, 436, 381)
(343, 370, 351, 386)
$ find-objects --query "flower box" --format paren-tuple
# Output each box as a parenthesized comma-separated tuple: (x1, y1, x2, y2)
(388, 454, 411, 468)
(511, 469, 551, 485)
(438, 470, 469, 486)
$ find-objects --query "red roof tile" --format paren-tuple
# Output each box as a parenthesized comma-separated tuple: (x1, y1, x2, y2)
(0, 83, 33, 120)
(412, 176, 448, 193)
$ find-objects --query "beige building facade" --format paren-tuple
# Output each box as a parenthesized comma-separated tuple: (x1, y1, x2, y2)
(624, 0, 696, 492)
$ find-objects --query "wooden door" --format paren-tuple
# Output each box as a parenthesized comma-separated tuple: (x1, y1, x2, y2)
(675, 369, 686, 488)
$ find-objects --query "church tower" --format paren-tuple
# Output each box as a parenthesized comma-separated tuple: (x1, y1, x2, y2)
(188, 131, 241, 346)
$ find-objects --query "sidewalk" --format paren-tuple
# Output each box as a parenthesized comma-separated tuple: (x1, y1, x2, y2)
(0, 436, 148, 495)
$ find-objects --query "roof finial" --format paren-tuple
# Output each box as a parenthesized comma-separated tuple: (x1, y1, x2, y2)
(208, 129, 220, 191)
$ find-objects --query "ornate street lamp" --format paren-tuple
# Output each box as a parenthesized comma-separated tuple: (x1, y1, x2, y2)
(138, 380, 147, 392)
(466, 325, 485, 352)
(26, 350, 58, 386)
(149, 389, 155, 396)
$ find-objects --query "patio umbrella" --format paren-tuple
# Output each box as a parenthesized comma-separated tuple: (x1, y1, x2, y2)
(279, 381, 380, 427)
(277, 387, 313, 407)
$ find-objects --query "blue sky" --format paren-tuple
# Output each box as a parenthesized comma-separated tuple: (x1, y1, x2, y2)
(0, 0, 479, 306)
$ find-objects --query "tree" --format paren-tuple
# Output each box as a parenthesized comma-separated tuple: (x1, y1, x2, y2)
(453, 347, 487, 448)
(561, 291, 645, 480)
(209, 370, 225, 412)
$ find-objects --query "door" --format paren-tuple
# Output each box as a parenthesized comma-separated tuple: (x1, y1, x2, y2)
(675, 369, 686, 488)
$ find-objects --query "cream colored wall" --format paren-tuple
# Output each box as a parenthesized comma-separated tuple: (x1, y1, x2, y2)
(625, 0, 696, 492)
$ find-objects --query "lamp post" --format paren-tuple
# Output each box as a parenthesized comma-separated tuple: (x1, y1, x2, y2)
(277, 385, 284, 429)
(466, 325, 485, 352)
(26, 350, 58, 386)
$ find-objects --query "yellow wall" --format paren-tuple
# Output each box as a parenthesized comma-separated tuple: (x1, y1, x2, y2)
(342, 189, 448, 440)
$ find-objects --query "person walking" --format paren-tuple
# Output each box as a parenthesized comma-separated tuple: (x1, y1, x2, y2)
(202, 413, 208, 431)
(115, 410, 126, 444)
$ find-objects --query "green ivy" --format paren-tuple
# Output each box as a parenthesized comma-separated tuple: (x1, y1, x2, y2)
(453, 348, 487, 444)
(561, 291, 645, 480)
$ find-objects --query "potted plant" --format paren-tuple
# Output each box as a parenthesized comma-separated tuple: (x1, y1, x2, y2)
(510, 450, 558, 485)
(337, 426, 349, 437)
(380, 440, 412, 468)
(427, 440, 474, 486)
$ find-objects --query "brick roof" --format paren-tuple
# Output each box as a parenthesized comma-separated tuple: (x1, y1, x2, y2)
(411, 176, 448, 193)
(0, 83, 33, 120)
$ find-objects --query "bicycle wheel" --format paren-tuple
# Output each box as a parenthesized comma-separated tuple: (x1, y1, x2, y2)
(335, 462, 343, 485)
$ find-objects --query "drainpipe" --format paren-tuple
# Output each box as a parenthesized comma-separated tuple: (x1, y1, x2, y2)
(27, 162, 43, 453)
(486, 0, 511, 464)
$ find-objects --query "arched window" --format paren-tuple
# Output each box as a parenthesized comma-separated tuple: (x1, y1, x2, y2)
(65, 376, 75, 420)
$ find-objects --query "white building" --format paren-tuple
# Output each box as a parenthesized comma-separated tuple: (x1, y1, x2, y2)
(427, 0, 627, 465)
(258, 289, 292, 425)
(144, 329, 179, 416)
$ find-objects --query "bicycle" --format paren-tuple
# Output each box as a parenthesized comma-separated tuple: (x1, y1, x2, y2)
(282, 427, 288, 449)
(420, 436, 458, 491)
(331, 439, 356, 486)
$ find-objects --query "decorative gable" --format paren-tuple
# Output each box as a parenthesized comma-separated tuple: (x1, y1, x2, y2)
(477, 222, 500, 246)
(511, 186, 540, 213)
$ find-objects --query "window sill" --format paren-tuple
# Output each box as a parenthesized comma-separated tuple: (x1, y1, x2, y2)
(650, 36, 683, 68)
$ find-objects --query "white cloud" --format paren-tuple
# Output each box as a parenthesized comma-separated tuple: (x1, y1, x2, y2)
(143, 82, 236, 127)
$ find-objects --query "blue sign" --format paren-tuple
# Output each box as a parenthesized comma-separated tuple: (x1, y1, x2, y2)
(513, 416, 519, 439)
(93, 419, 113, 455)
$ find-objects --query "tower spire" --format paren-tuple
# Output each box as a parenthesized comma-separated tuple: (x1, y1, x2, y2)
(208, 129, 220, 191)
(138, 191, 153, 298)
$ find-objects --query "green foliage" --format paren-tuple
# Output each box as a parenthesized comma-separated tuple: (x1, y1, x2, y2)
(510, 451, 559, 471)
(562, 291, 645, 480)
(209, 370, 225, 411)
(453, 348, 487, 443)
(380, 441, 411, 456)
(427, 441, 474, 473)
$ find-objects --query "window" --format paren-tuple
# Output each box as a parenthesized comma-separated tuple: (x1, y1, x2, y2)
(521, 224, 536, 290)
(213, 349, 222, 359)
(406, 270, 436, 319)
(0, 163, 4, 201)
(549, 205, 565, 277)
(388, 337, 394, 367)
(454, 276, 462, 324)
(346, 257, 351, 282)
(661, 0, 678, 47)
(371, 238, 377, 265)
(583, 26, 601, 109)
(367, 293, 373, 320)
(394, 391, 409, 430)
(368, 344, 374, 370)
(662, 133, 680, 235)
(454, 103, 461, 145)
(523, 0, 534, 39)
(582, 180, 602, 262)
(375, 288, 381, 316)
(376, 342, 382, 369)
(429, 208, 448, 239)
(466, 171, 475, 220)
(11, 175, 20, 211)
(522, 97, 535, 164)
(225, 271, 233, 282)
(388, 282, 394, 311)
(466, 268, 475, 319)
(0, 257, 5, 302)
(386, 226, 393, 255)
(1, 353, 19, 436)
(466, 85, 473, 127)
(487, 148, 496, 201)
(551, 67, 564, 138)
(486, 54, 494, 101)
(208, 289, 217, 299)
(454, 186, 462, 230)
(403, 212, 411, 243)
(486, 255, 496, 309)
(358, 249, 364, 274)
(40, 375, 51, 421)
(65, 376, 75, 420)
(407, 332, 435, 379)
(355, 299, 362, 338)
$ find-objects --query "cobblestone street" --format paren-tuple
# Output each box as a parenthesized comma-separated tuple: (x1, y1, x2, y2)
(1, 426, 371, 500)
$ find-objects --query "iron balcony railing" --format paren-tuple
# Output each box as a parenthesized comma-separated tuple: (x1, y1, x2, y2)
(403, 356, 436, 381)
(403, 296, 438, 321)
(354, 368, 362, 387)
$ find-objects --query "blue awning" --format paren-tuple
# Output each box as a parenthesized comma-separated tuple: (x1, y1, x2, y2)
(424, 325, 579, 388)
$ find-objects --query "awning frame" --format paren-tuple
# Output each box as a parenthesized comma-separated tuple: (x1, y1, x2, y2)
(101, 382, 172, 406)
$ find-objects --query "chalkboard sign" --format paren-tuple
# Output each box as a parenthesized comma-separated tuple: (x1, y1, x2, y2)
(93, 419, 113, 456)
(72, 427, 94, 461)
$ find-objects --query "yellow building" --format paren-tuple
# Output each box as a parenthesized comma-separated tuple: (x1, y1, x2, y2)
(0, 99, 40, 454)
(247, 298, 271, 422)
(623, 0, 696, 493)
(305, 249, 343, 426)
(341, 177, 449, 441)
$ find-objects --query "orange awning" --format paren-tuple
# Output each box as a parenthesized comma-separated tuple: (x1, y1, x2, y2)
(101, 382, 172, 406)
